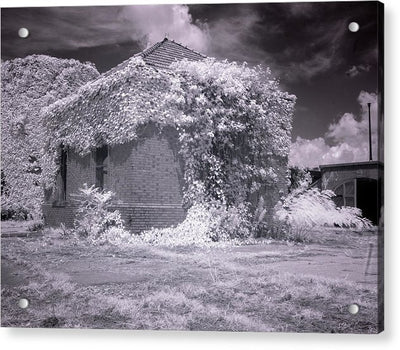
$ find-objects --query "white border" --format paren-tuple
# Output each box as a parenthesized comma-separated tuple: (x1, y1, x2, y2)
(1, 0, 399, 349)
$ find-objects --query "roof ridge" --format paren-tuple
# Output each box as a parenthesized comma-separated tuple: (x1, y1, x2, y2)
(101, 38, 205, 78)
(140, 38, 168, 58)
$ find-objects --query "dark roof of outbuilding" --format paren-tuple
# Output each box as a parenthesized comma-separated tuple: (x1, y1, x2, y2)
(102, 38, 205, 78)
(319, 160, 384, 170)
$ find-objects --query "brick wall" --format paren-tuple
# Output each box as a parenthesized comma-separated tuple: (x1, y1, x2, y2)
(43, 124, 186, 232)
(42, 204, 77, 228)
(106, 126, 183, 205)
(42, 203, 186, 233)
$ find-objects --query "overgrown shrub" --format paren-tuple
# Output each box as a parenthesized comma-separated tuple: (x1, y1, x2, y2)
(253, 197, 311, 243)
(135, 200, 252, 247)
(64, 184, 252, 247)
(71, 184, 130, 244)
(170, 59, 295, 208)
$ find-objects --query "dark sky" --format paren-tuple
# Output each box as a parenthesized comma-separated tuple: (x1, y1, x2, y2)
(1, 2, 381, 166)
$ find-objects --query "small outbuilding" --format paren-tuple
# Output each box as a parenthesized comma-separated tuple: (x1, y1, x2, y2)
(42, 38, 292, 233)
(319, 161, 383, 225)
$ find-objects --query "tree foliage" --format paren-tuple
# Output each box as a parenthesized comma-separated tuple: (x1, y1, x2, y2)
(1, 55, 99, 219)
(289, 166, 312, 192)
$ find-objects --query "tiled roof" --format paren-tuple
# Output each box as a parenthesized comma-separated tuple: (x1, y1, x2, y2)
(140, 38, 206, 69)
(103, 38, 205, 77)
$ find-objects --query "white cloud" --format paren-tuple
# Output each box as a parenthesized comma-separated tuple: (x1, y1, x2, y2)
(206, 8, 266, 62)
(289, 91, 378, 168)
(121, 5, 210, 53)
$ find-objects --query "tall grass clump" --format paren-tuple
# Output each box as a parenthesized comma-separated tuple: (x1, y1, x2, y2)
(274, 186, 373, 230)
(254, 172, 373, 242)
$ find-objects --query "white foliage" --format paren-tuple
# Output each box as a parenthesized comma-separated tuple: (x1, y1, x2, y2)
(131, 201, 251, 247)
(71, 184, 130, 244)
(274, 186, 372, 230)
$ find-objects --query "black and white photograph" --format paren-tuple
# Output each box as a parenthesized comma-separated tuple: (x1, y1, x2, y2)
(1, 1, 384, 333)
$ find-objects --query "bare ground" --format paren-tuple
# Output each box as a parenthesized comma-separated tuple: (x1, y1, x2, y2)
(1, 222, 382, 333)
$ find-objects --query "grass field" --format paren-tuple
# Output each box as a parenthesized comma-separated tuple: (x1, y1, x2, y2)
(1, 225, 381, 333)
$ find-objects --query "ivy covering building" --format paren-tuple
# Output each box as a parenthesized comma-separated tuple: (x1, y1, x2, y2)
(41, 38, 296, 233)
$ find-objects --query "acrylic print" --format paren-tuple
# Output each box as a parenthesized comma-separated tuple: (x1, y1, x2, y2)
(1, 1, 384, 333)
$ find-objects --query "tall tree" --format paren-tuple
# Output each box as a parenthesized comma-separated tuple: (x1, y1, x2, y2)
(1, 55, 99, 219)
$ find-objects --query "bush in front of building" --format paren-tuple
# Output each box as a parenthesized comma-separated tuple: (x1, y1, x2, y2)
(71, 183, 130, 244)
(135, 199, 252, 247)
(64, 183, 252, 247)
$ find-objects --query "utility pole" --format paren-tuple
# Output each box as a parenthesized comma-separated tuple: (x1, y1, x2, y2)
(368, 102, 372, 161)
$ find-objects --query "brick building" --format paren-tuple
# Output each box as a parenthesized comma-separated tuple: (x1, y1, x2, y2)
(42, 38, 289, 232)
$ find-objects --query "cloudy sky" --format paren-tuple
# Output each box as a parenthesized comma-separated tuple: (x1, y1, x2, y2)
(1, 2, 382, 168)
